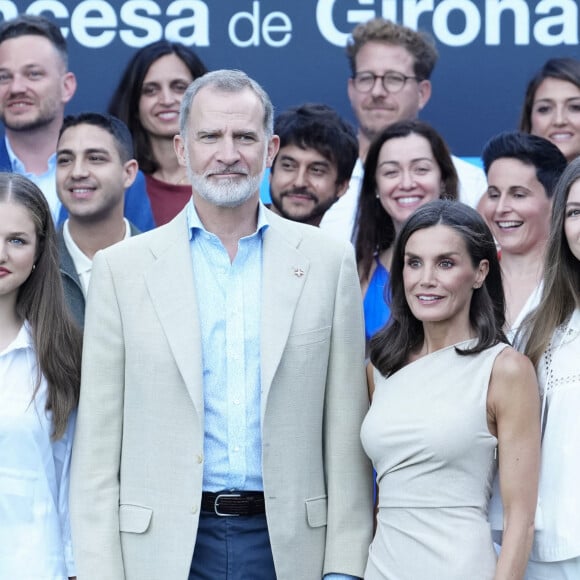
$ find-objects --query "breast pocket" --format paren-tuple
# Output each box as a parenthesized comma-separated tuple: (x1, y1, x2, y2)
(286, 326, 331, 348)
(0, 469, 36, 524)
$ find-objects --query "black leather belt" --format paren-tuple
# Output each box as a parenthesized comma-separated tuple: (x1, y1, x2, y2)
(201, 491, 266, 517)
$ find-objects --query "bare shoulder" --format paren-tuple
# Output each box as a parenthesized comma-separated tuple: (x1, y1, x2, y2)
(491, 346, 536, 382)
(488, 346, 539, 417)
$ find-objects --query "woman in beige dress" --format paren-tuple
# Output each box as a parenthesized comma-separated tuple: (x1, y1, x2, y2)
(361, 200, 540, 579)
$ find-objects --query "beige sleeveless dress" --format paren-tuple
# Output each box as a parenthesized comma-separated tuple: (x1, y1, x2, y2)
(360, 341, 508, 580)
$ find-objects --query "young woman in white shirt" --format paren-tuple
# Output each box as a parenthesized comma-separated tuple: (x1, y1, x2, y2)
(519, 157, 580, 579)
(0, 173, 82, 579)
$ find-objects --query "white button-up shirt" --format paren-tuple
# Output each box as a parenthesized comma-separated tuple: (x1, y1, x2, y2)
(0, 323, 75, 578)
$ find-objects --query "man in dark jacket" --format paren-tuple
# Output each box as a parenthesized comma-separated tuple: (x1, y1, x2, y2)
(56, 112, 140, 327)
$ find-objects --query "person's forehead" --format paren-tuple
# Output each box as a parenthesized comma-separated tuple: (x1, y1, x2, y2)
(355, 41, 416, 71)
(190, 85, 264, 124)
(277, 143, 334, 166)
(0, 34, 62, 64)
(59, 124, 118, 155)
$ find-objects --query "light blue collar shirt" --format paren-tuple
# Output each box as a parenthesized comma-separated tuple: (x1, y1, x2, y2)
(187, 199, 268, 492)
(4, 136, 60, 222)
(186, 201, 357, 580)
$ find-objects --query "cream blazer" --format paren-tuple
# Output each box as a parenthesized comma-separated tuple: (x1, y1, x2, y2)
(70, 207, 373, 580)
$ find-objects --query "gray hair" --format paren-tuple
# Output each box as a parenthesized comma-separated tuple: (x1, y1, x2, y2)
(179, 69, 274, 139)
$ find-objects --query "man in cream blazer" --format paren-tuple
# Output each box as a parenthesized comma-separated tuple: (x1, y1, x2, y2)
(70, 70, 372, 580)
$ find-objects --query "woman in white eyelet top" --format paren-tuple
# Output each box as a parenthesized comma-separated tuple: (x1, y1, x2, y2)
(515, 158, 580, 579)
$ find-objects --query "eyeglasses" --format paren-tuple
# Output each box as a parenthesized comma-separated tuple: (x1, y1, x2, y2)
(352, 71, 418, 94)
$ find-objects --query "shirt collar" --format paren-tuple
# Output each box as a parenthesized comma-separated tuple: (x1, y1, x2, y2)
(0, 322, 33, 357)
(186, 198, 270, 240)
(62, 218, 131, 274)
(4, 135, 56, 176)
(569, 307, 580, 332)
(62, 219, 93, 275)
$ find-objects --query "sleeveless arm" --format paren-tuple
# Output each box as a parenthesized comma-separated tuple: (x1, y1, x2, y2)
(488, 348, 540, 580)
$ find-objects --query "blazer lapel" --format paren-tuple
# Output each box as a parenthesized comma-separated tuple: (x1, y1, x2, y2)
(261, 218, 309, 414)
(144, 214, 204, 415)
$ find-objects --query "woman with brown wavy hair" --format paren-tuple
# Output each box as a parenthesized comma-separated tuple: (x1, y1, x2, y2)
(109, 40, 207, 226)
(518, 158, 580, 578)
(0, 173, 81, 578)
(354, 119, 458, 341)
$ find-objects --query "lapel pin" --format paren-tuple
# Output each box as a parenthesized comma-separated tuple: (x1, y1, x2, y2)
(293, 267, 304, 278)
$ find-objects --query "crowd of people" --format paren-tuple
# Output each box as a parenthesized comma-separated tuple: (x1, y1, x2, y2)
(0, 10, 579, 580)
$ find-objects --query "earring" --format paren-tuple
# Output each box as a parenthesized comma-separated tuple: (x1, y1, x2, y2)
(32, 264, 36, 271)
(375, 192, 380, 199)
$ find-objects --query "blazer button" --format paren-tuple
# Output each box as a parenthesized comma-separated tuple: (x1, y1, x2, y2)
(196, 454, 203, 464)
(191, 505, 198, 514)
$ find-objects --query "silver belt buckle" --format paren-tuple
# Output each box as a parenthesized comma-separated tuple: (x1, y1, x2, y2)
(214, 492, 241, 517)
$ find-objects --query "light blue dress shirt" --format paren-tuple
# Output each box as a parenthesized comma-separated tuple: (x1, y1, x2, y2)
(186, 201, 359, 580)
(187, 201, 267, 492)
(0, 323, 75, 578)
(5, 135, 60, 222)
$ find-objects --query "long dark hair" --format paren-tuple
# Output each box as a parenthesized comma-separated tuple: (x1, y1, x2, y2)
(108, 40, 207, 174)
(519, 57, 580, 134)
(370, 200, 506, 376)
(0, 174, 81, 439)
(355, 119, 458, 283)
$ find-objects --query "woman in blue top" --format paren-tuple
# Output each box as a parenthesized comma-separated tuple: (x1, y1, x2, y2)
(0, 173, 82, 579)
(355, 120, 459, 341)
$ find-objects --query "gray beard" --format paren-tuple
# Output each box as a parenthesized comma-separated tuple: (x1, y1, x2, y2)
(188, 170, 263, 208)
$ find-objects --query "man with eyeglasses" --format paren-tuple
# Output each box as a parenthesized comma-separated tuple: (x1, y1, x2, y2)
(320, 17, 487, 241)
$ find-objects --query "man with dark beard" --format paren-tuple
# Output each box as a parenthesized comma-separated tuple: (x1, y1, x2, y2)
(0, 14, 155, 230)
(268, 103, 357, 227)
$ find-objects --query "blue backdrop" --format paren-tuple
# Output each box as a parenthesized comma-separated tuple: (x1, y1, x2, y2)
(2, 0, 580, 156)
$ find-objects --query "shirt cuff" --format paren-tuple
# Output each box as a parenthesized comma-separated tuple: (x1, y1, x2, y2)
(324, 574, 361, 580)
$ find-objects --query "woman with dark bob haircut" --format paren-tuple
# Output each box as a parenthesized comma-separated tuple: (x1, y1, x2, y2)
(0, 173, 82, 577)
(361, 200, 540, 579)
(354, 119, 458, 341)
(109, 40, 207, 225)
(519, 57, 580, 162)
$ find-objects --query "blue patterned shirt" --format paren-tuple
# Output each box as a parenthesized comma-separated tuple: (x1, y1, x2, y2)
(187, 200, 267, 492)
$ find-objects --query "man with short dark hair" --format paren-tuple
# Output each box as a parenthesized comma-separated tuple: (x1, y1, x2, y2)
(0, 14, 155, 230)
(269, 103, 357, 227)
(56, 112, 140, 327)
(320, 17, 487, 239)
